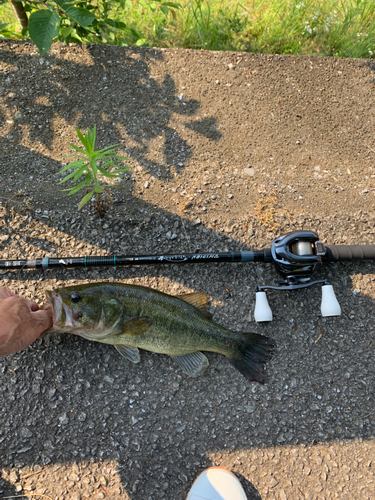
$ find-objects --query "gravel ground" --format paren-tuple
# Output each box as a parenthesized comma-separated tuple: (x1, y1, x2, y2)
(0, 40, 374, 500)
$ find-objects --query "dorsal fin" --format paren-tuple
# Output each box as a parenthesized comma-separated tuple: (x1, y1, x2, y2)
(177, 292, 212, 319)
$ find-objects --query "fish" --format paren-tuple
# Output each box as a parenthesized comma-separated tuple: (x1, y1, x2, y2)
(45, 282, 274, 383)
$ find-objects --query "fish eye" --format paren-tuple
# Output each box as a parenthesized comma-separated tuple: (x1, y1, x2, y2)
(71, 293, 81, 303)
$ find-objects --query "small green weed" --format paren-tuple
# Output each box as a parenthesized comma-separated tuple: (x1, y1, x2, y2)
(59, 126, 132, 215)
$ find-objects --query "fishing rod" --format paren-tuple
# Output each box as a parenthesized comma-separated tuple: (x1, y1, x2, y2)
(1, 231, 374, 322)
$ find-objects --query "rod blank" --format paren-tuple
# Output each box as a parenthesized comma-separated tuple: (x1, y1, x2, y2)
(0, 250, 273, 271)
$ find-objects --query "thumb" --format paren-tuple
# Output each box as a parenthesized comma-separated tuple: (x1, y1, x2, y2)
(31, 307, 54, 332)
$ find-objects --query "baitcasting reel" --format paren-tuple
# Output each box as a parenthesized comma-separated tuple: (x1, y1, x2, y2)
(254, 231, 341, 322)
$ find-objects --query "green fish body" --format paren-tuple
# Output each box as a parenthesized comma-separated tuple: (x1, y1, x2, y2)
(45, 282, 274, 383)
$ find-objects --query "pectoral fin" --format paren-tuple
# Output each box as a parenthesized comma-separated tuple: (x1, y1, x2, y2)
(178, 292, 212, 320)
(122, 316, 153, 336)
(171, 352, 209, 377)
(115, 345, 140, 363)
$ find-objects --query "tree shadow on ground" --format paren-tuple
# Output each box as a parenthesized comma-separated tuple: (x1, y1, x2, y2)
(0, 41, 221, 180)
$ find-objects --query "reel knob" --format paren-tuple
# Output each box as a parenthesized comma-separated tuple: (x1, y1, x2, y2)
(321, 284, 341, 317)
(254, 291, 273, 322)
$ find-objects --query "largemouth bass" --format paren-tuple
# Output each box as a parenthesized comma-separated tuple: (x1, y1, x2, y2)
(45, 282, 274, 383)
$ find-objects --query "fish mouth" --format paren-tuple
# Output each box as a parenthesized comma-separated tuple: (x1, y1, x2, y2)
(45, 290, 76, 330)
(45, 290, 59, 325)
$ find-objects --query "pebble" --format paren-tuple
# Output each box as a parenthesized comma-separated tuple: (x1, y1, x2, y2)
(166, 231, 178, 239)
(244, 167, 255, 176)
(9, 470, 19, 483)
(20, 427, 33, 438)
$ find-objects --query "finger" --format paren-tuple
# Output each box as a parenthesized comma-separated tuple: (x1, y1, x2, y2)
(0, 288, 14, 299)
(31, 308, 54, 332)
(25, 299, 40, 312)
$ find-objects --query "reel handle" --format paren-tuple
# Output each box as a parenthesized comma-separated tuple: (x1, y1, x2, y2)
(254, 291, 273, 322)
(321, 284, 341, 317)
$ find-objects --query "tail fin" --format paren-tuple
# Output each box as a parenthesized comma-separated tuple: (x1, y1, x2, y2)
(229, 332, 274, 384)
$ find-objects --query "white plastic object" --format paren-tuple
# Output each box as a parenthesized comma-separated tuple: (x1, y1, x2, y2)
(321, 284, 341, 317)
(186, 467, 247, 500)
(254, 291, 273, 322)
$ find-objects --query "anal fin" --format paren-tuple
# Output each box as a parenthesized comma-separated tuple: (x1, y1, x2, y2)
(171, 352, 209, 377)
(115, 345, 140, 364)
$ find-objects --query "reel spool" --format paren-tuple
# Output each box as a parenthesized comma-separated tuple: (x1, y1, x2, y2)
(253, 231, 341, 322)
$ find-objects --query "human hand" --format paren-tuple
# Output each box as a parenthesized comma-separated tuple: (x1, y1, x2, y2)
(0, 287, 53, 357)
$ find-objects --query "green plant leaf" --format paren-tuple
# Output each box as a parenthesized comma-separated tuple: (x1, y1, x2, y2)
(135, 38, 147, 46)
(55, 0, 75, 7)
(96, 148, 121, 157)
(73, 165, 88, 182)
(29, 9, 60, 56)
(64, 7, 95, 28)
(97, 164, 114, 177)
(59, 159, 87, 172)
(162, 2, 181, 8)
(67, 180, 88, 196)
(120, 0, 133, 8)
(61, 26, 73, 38)
(105, 18, 127, 30)
(87, 126, 96, 152)
(69, 31, 83, 44)
(94, 185, 103, 193)
(75, 127, 88, 147)
(68, 143, 88, 155)
(113, 166, 131, 174)
(78, 190, 94, 210)
(75, 127, 96, 155)
(96, 143, 120, 152)
(59, 170, 82, 184)
(103, 154, 129, 161)
(88, 160, 97, 176)
(121, 26, 144, 40)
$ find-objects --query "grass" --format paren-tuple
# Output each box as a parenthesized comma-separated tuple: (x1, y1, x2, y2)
(1, 0, 375, 58)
